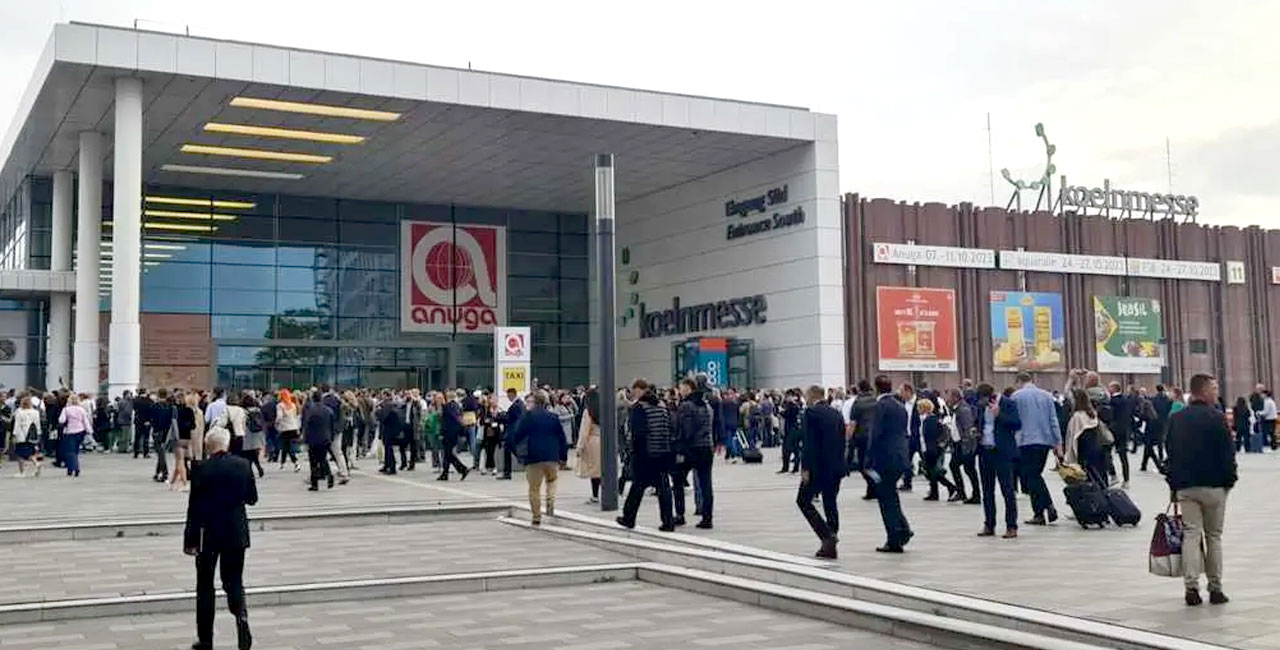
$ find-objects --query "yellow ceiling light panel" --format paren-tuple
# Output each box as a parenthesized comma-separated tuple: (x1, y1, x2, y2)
(181, 144, 332, 164)
(203, 122, 365, 144)
(229, 96, 401, 121)
(143, 209, 237, 222)
(144, 222, 218, 233)
(145, 196, 256, 210)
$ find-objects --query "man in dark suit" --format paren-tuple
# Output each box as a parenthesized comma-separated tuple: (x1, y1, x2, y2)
(184, 428, 258, 650)
(302, 390, 335, 491)
(867, 375, 913, 553)
(1146, 384, 1173, 471)
(1108, 382, 1137, 488)
(438, 390, 470, 481)
(797, 385, 846, 559)
(499, 388, 526, 480)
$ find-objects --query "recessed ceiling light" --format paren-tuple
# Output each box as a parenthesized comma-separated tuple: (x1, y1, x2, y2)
(203, 122, 366, 144)
(181, 144, 332, 164)
(145, 196, 256, 209)
(144, 252, 172, 259)
(159, 164, 305, 180)
(144, 243, 187, 251)
(105, 221, 219, 233)
(144, 209, 237, 222)
(229, 96, 401, 121)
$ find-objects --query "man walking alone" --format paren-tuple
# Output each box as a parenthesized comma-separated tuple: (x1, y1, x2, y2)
(867, 375, 913, 553)
(1166, 373, 1237, 606)
(617, 379, 676, 532)
(184, 429, 257, 650)
(797, 385, 846, 558)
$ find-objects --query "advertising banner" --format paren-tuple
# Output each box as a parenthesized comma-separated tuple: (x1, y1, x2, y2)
(876, 287, 958, 371)
(695, 338, 728, 387)
(401, 221, 507, 334)
(494, 326, 531, 396)
(989, 291, 1065, 372)
(1093, 296, 1164, 373)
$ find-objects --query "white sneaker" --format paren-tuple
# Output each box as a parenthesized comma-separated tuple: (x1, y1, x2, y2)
(1121, 481, 1130, 490)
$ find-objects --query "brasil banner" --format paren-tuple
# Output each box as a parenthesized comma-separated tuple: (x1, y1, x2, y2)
(1093, 296, 1163, 373)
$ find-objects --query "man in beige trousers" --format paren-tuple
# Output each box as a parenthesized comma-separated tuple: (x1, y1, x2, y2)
(1165, 373, 1238, 607)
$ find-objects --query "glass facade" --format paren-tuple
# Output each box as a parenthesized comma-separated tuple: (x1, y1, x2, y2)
(2, 177, 590, 392)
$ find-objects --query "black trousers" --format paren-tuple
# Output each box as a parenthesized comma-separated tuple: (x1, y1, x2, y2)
(848, 434, 876, 497)
(153, 433, 169, 478)
(196, 547, 247, 646)
(978, 447, 1018, 531)
(439, 438, 468, 477)
(133, 422, 150, 457)
(621, 455, 674, 527)
(873, 468, 911, 546)
(781, 435, 801, 472)
(1140, 434, 1165, 471)
(308, 442, 331, 487)
(923, 449, 956, 497)
(1018, 444, 1055, 518)
(381, 435, 398, 473)
(949, 449, 979, 499)
(797, 478, 840, 541)
(689, 447, 714, 521)
(482, 436, 498, 470)
(1110, 430, 1131, 482)
(501, 444, 514, 478)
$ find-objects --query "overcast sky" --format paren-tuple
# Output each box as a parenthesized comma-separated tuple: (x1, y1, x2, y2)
(0, 0, 1276, 226)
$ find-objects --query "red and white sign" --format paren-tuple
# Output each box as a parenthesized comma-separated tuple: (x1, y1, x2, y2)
(496, 326, 530, 363)
(401, 221, 507, 334)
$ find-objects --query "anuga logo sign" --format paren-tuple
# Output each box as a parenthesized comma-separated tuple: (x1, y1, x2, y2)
(401, 221, 507, 334)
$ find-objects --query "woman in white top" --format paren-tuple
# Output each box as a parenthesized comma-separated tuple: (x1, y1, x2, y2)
(275, 389, 302, 472)
(12, 396, 43, 477)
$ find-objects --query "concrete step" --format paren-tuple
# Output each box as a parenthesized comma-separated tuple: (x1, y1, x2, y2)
(0, 502, 511, 544)
(503, 517, 1232, 650)
(0, 563, 636, 625)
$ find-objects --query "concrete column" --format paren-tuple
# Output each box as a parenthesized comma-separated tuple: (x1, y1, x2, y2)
(72, 132, 102, 396)
(109, 76, 143, 398)
(47, 171, 73, 390)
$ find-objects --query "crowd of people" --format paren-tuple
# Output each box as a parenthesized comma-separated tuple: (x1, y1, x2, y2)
(1, 364, 1254, 608)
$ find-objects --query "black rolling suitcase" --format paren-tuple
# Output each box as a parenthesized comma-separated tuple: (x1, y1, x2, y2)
(1104, 487, 1142, 526)
(1063, 481, 1109, 529)
(738, 431, 763, 464)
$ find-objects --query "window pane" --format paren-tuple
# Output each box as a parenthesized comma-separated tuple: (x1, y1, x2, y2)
(335, 248, 396, 271)
(338, 268, 396, 294)
(213, 315, 272, 339)
(507, 210, 558, 232)
(277, 245, 336, 268)
(141, 288, 210, 313)
(277, 290, 331, 314)
(218, 346, 272, 365)
(149, 239, 212, 264)
(211, 215, 275, 241)
(279, 217, 336, 243)
(337, 291, 396, 318)
(213, 264, 274, 289)
(213, 289, 275, 315)
(142, 262, 210, 289)
(279, 195, 337, 219)
(273, 314, 332, 340)
(509, 253, 559, 278)
(507, 231, 557, 253)
(558, 231, 588, 256)
(213, 242, 275, 265)
(277, 266, 321, 293)
(339, 220, 396, 246)
(338, 199, 397, 223)
(560, 345, 589, 367)
(337, 317, 398, 340)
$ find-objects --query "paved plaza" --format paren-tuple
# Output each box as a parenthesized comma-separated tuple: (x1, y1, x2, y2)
(2, 446, 1275, 648)
(0, 582, 945, 650)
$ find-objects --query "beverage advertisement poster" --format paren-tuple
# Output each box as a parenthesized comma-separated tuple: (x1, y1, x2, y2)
(1093, 296, 1164, 373)
(876, 287, 958, 371)
(990, 291, 1065, 372)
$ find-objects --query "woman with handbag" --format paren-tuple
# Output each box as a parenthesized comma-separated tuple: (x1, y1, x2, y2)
(919, 399, 957, 501)
(12, 396, 43, 477)
(1065, 389, 1108, 486)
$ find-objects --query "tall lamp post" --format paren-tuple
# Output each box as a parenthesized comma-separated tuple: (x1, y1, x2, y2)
(594, 154, 619, 511)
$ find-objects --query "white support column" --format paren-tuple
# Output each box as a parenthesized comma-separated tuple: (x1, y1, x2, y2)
(47, 170, 73, 390)
(73, 132, 102, 396)
(109, 76, 143, 398)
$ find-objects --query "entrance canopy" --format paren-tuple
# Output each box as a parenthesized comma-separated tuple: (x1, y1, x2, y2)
(1, 22, 820, 213)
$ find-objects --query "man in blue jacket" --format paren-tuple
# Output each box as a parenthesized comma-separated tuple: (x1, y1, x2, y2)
(1012, 372, 1062, 525)
(510, 390, 569, 525)
(867, 375, 913, 553)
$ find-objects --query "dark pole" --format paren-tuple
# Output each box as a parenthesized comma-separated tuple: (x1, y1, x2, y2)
(595, 154, 619, 511)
